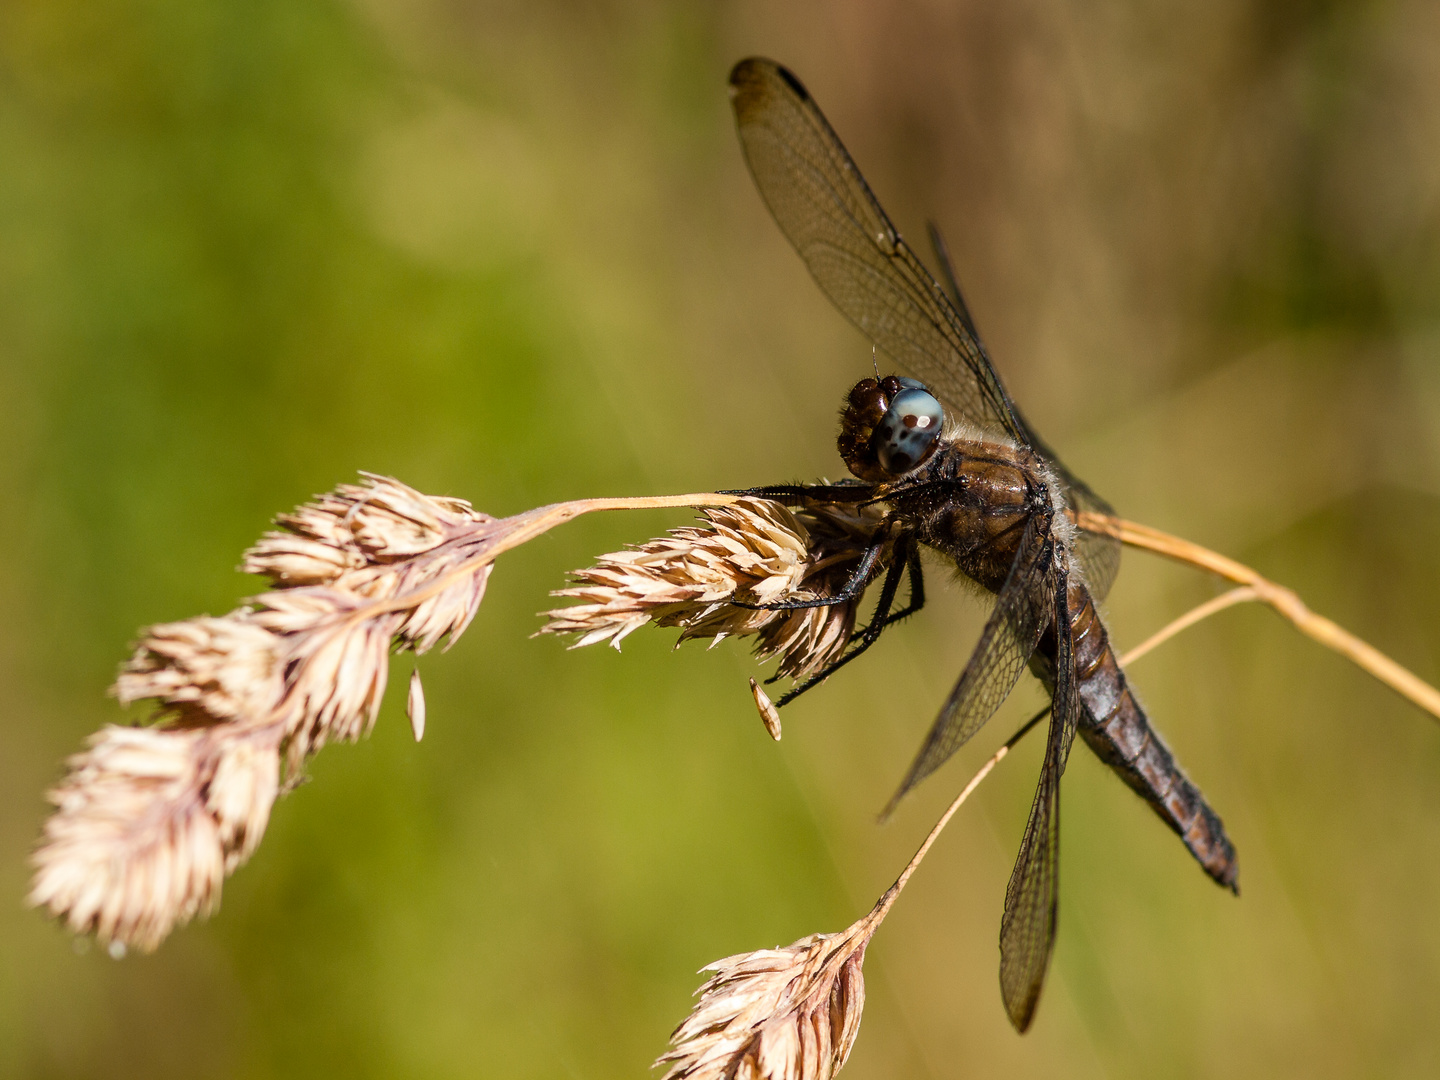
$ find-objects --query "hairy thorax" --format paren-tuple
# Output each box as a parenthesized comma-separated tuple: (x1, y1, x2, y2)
(882, 436, 1050, 595)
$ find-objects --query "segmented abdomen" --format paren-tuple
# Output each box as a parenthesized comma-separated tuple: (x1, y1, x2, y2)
(1064, 582, 1239, 892)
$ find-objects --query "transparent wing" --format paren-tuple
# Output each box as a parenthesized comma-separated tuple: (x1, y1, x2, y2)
(886, 514, 1055, 811)
(999, 563, 1081, 1032)
(1020, 423, 1122, 600)
(729, 57, 1025, 443)
(927, 222, 1122, 601)
(1063, 482, 1122, 601)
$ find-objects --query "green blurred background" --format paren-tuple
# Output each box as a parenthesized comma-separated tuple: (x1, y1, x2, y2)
(3, 1, 1440, 1076)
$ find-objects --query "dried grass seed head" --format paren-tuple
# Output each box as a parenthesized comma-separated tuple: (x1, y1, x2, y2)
(540, 499, 814, 648)
(35, 473, 510, 952)
(243, 473, 491, 587)
(114, 614, 286, 725)
(28, 726, 281, 951)
(658, 916, 873, 1080)
(541, 497, 890, 682)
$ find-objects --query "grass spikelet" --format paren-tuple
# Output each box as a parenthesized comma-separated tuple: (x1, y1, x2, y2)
(658, 921, 871, 1080)
(29, 473, 666, 952)
(540, 498, 887, 681)
(750, 678, 782, 740)
(114, 614, 285, 724)
(28, 725, 281, 950)
(407, 668, 427, 742)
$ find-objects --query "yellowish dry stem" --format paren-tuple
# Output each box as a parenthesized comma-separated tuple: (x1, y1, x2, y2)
(1076, 511, 1440, 722)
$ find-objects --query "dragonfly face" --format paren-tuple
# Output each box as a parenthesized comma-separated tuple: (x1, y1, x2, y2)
(728, 55, 1239, 1033)
(837, 375, 944, 481)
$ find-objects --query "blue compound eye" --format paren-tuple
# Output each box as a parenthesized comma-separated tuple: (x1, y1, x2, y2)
(872, 387, 944, 475)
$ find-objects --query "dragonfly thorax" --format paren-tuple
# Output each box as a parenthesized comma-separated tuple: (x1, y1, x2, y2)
(888, 440, 1042, 594)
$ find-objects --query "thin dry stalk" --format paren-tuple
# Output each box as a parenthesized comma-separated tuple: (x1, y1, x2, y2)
(1075, 511, 1440, 721)
(31, 476, 741, 951)
(1118, 586, 1260, 667)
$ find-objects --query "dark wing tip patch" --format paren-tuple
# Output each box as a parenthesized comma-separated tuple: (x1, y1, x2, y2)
(774, 62, 809, 100)
(728, 58, 810, 113)
(728, 57, 756, 87)
(728, 57, 766, 93)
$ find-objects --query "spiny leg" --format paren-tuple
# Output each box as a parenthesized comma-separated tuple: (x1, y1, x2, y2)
(769, 536, 913, 708)
(857, 541, 925, 637)
(718, 482, 876, 506)
(733, 530, 890, 613)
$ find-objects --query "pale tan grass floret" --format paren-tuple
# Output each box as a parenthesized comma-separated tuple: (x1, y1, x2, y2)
(658, 923, 869, 1080)
(29, 474, 614, 950)
(541, 498, 887, 682)
(407, 668, 427, 742)
(750, 678, 783, 740)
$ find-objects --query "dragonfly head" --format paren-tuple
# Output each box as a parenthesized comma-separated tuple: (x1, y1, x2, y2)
(837, 375, 944, 481)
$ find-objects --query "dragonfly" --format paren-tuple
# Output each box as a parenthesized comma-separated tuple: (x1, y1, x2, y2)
(727, 57, 1238, 1032)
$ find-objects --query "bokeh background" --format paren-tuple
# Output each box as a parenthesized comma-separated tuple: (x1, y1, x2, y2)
(4, 1, 1440, 1077)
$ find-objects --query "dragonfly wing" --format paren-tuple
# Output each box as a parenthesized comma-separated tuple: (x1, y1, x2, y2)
(887, 513, 1055, 810)
(1025, 438, 1121, 601)
(1065, 482, 1122, 601)
(999, 561, 1081, 1031)
(729, 57, 1024, 443)
(926, 220, 1122, 600)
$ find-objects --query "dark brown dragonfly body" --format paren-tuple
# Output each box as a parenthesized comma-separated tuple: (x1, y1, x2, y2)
(727, 57, 1238, 1031)
(887, 435, 1237, 892)
(1054, 583, 1237, 890)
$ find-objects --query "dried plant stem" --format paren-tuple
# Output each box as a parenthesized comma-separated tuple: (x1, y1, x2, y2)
(1076, 511, 1440, 722)
(868, 706, 1048, 925)
(1117, 586, 1260, 667)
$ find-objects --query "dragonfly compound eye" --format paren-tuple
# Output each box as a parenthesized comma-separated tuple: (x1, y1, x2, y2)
(873, 387, 944, 475)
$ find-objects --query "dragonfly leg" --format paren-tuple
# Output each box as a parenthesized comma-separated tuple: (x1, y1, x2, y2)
(768, 537, 912, 708)
(718, 482, 877, 505)
(732, 531, 888, 611)
(860, 541, 924, 634)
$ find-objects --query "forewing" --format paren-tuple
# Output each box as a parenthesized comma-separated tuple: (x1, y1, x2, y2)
(925, 220, 1124, 602)
(1024, 425, 1121, 600)
(999, 562, 1081, 1032)
(886, 514, 1054, 811)
(729, 57, 1024, 442)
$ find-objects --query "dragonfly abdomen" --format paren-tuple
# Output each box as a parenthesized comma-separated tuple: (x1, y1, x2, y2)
(1065, 584, 1240, 892)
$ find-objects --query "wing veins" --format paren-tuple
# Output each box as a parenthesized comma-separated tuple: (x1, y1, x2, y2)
(887, 513, 1054, 809)
(730, 57, 1023, 442)
(999, 562, 1080, 1031)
